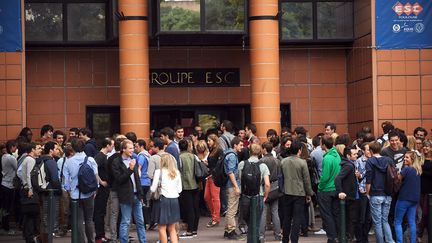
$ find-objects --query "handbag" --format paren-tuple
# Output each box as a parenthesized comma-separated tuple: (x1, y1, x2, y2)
(266, 180, 284, 203)
(151, 170, 162, 200)
(194, 158, 209, 181)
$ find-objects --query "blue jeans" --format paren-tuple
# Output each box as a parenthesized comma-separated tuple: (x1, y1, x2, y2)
(394, 200, 417, 243)
(370, 196, 394, 243)
(119, 195, 147, 243)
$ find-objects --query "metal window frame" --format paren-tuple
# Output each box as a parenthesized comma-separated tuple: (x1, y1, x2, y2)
(156, 0, 247, 35)
(279, 0, 354, 44)
(25, 0, 115, 46)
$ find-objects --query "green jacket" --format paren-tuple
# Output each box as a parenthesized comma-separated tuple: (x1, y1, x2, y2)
(281, 155, 314, 197)
(180, 152, 198, 190)
(318, 147, 341, 192)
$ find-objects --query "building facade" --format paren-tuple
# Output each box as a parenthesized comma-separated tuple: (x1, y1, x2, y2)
(0, 0, 431, 141)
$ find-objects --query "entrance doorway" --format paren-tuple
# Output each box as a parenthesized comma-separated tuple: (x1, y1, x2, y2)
(86, 104, 291, 139)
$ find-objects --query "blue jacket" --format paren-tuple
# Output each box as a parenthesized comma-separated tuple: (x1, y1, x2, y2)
(224, 149, 239, 188)
(365, 156, 392, 196)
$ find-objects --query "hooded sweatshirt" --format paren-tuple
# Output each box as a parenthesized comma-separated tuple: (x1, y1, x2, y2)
(365, 156, 392, 196)
(318, 147, 341, 192)
(84, 138, 97, 158)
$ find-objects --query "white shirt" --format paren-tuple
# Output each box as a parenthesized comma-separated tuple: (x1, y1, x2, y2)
(122, 156, 137, 193)
(150, 169, 182, 198)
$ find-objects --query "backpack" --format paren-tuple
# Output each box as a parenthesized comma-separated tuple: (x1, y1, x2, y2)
(30, 158, 49, 193)
(212, 152, 234, 187)
(13, 154, 28, 190)
(77, 157, 98, 195)
(384, 162, 401, 196)
(241, 160, 261, 196)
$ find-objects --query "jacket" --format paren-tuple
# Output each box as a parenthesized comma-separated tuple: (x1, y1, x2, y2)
(111, 155, 142, 204)
(365, 156, 392, 196)
(281, 155, 314, 197)
(318, 147, 341, 192)
(334, 157, 357, 200)
(39, 155, 61, 192)
(260, 154, 280, 182)
(84, 138, 97, 158)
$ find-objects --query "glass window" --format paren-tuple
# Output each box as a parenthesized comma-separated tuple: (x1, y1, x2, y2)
(281, 2, 313, 39)
(67, 3, 106, 41)
(25, 3, 63, 41)
(159, 0, 200, 31)
(204, 0, 244, 31)
(317, 2, 353, 39)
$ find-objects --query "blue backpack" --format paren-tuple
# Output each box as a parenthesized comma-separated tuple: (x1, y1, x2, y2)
(78, 157, 98, 194)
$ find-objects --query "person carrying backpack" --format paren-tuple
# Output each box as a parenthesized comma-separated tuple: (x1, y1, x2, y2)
(63, 138, 98, 243)
(222, 137, 245, 240)
(238, 144, 270, 243)
(365, 141, 395, 243)
(37, 141, 62, 242)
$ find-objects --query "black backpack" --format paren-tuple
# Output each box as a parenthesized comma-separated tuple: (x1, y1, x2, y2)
(212, 152, 234, 187)
(241, 160, 261, 196)
(30, 157, 49, 193)
(77, 157, 98, 195)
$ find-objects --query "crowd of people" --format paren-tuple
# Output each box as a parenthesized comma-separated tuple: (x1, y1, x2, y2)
(0, 121, 431, 243)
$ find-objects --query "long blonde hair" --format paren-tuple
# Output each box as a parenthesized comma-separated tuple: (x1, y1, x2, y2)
(160, 154, 178, 179)
(406, 150, 423, 175)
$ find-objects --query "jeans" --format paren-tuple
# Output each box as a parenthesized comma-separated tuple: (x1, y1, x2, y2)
(179, 189, 200, 232)
(119, 195, 147, 243)
(417, 193, 429, 237)
(370, 196, 394, 243)
(279, 194, 305, 243)
(77, 196, 95, 243)
(394, 200, 416, 243)
(94, 186, 109, 239)
(0, 185, 15, 231)
(109, 191, 120, 240)
(356, 193, 371, 243)
(259, 199, 281, 239)
(224, 187, 240, 233)
(204, 176, 220, 222)
(317, 191, 340, 241)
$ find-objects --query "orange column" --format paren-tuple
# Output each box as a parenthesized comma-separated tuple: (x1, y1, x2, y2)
(118, 0, 150, 140)
(249, 0, 281, 140)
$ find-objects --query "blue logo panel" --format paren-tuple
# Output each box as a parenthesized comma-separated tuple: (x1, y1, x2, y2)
(376, 0, 432, 49)
(0, 1, 23, 52)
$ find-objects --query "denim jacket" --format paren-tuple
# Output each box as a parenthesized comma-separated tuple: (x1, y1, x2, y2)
(224, 149, 240, 188)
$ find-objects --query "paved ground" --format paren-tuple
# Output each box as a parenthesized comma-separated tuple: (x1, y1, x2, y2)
(0, 216, 329, 243)
(0, 217, 429, 243)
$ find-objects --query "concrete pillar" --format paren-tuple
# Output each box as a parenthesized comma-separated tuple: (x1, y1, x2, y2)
(118, 0, 150, 140)
(249, 0, 281, 140)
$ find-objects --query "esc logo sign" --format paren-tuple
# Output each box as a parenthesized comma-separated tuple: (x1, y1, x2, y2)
(392, 2, 423, 16)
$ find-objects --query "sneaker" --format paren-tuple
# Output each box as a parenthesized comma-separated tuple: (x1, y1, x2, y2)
(274, 233, 283, 241)
(206, 220, 219, 228)
(179, 232, 194, 239)
(6, 230, 16, 236)
(192, 231, 197, 237)
(368, 229, 375, 235)
(314, 229, 326, 235)
(239, 226, 247, 235)
(226, 231, 246, 241)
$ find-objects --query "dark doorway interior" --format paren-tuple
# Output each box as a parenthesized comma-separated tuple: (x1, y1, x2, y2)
(86, 104, 290, 139)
